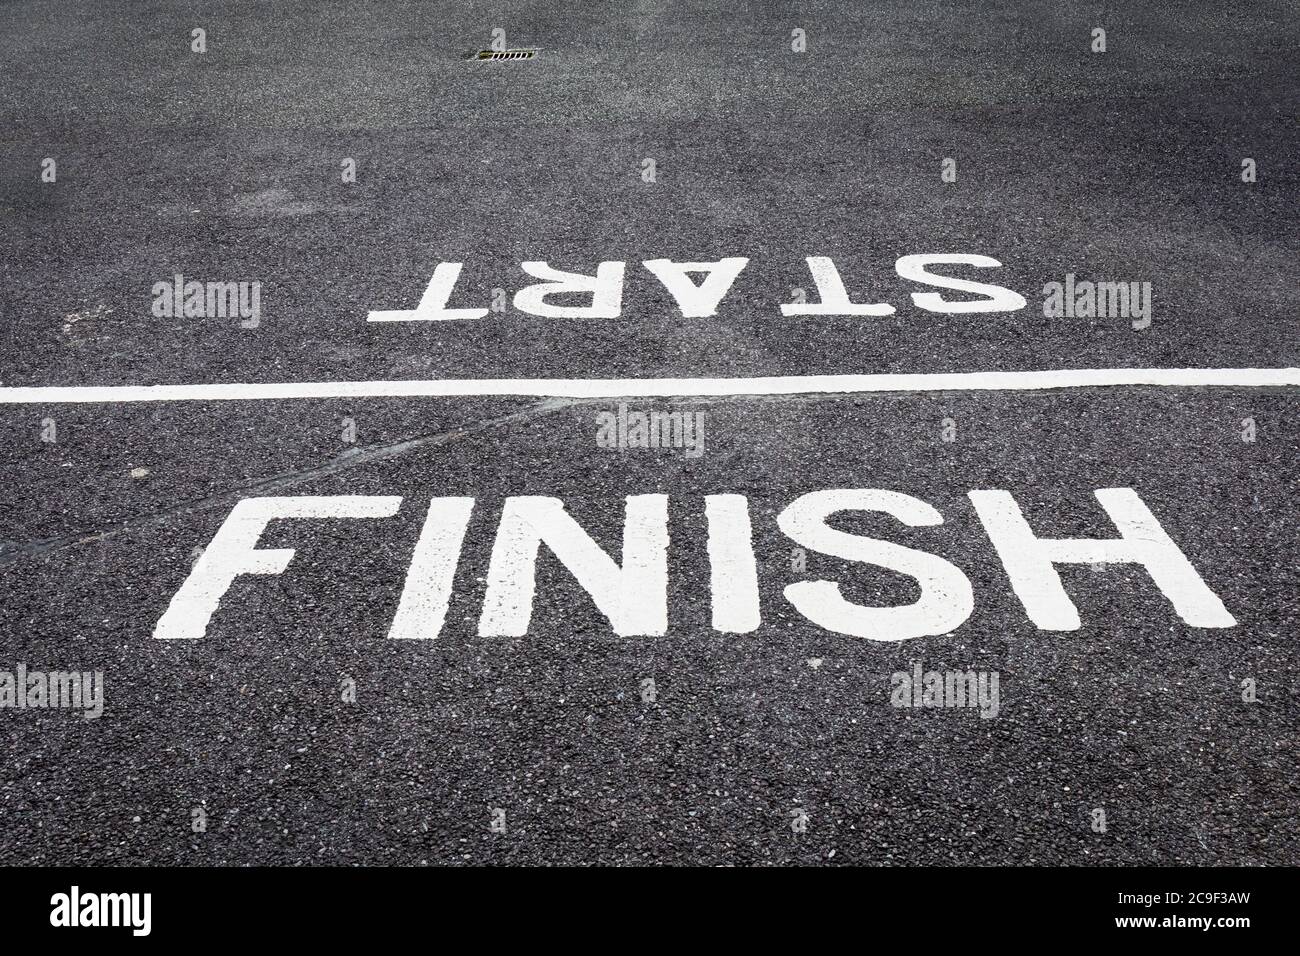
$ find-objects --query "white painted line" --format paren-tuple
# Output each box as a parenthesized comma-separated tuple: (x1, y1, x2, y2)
(0, 368, 1296, 404)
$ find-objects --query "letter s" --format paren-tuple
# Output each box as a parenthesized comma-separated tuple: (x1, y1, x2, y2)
(777, 490, 973, 641)
(895, 254, 1027, 313)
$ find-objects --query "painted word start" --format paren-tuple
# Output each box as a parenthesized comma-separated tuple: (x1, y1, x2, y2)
(155, 488, 1235, 642)
(366, 255, 1028, 321)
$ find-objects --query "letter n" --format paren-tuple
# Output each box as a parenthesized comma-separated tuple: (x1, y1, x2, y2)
(478, 496, 668, 637)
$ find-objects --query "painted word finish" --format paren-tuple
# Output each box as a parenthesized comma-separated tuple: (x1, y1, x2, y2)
(153, 488, 1235, 643)
(366, 255, 1029, 322)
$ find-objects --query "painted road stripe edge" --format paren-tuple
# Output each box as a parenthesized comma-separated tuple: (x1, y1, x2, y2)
(0, 368, 1297, 403)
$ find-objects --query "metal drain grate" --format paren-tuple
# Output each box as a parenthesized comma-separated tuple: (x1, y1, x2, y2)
(472, 48, 538, 61)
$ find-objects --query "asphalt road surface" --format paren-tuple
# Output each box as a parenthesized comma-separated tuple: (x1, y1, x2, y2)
(0, 1, 1296, 865)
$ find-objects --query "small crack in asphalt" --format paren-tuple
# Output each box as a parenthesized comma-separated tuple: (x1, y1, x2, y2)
(0, 398, 576, 566)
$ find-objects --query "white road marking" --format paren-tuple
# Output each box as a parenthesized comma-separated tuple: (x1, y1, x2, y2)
(705, 494, 762, 634)
(153, 495, 403, 640)
(0, 367, 1296, 404)
(778, 489, 975, 642)
(154, 487, 1237, 642)
(969, 488, 1237, 630)
(388, 497, 476, 641)
(478, 495, 669, 638)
